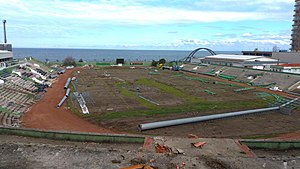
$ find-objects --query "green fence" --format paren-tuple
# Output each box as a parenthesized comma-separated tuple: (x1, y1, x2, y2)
(148, 71, 160, 75)
(204, 70, 216, 76)
(218, 74, 237, 80)
(183, 76, 209, 83)
(0, 127, 145, 144)
(213, 81, 239, 87)
(96, 62, 111, 66)
(234, 87, 254, 92)
(204, 90, 216, 95)
(241, 140, 300, 150)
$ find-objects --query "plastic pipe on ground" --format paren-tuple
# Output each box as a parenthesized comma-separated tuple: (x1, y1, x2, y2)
(57, 96, 67, 108)
(139, 107, 279, 131)
(64, 78, 71, 89)
(139, 98, 299, 131)
(280, 98, 298, 107)
(138, 95, 160, 106)
(65, 88, 70, 97)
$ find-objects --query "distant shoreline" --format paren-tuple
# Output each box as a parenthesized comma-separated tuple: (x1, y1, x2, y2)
(13, 48, 241, 62)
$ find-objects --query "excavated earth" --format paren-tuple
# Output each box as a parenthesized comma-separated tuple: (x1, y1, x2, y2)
(1, 135, 300, 169)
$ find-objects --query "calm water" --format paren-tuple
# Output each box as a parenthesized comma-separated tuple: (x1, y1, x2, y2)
(13, 48, 241, 62)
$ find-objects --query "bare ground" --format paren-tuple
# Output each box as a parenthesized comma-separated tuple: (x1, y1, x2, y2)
(22, 66, 300, 139)
(1, 135, 300, 169)
(21, 68, 117, 134)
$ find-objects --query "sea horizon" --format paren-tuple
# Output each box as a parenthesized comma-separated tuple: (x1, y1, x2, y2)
(12, 48, 242, 62)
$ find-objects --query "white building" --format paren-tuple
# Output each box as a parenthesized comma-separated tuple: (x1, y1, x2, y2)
(271, 64, 300, 74)
(0, 50, 13, 69)
(197, 54, 282, 70)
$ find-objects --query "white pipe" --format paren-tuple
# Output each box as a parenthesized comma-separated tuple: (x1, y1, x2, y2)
(139, 98, 299, 131)
(64, 78, 71, 89)
(139, 107, 279, 131)
(280, 98, 298, 107)
(65, 88, 70, 97)
(57, 96, 67, 108)
(138, 95, 160, 106)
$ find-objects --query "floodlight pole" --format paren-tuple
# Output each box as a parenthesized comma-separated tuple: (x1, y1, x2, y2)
(2, 20, 7, 43)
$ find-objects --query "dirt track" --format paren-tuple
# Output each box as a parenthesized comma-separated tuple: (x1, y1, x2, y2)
(21, 68, 116, 134)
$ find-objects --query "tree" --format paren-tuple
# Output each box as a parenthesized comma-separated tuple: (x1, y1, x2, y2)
(272, 45, 279, 52)
(151, 60, 158, 67)
(63, 56, 76, 67)
(78, 58, 83, 62)
(158, 58, 166, 64)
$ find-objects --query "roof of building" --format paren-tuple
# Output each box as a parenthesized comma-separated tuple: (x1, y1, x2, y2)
(276, 64, 300, 67)
(203, 54, 278, 62)
(0, 50, 13, 60)
(242, 51, 273, 56)
(0, 50, 11, 54)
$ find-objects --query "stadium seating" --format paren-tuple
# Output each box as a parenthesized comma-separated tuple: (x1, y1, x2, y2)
(184, 64, 300, 90)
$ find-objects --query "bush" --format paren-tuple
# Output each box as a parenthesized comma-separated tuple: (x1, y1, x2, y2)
(78, 58, 83, 62)
(158, 58, 166, 64)
(63, 56, 76, 67)
(151, 60, 158, 67)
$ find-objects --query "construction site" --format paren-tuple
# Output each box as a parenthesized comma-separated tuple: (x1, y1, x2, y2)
(62, 66, 299, 139)
(0, 60, 299, 168)
(1, 2, 300, 167)
(0, 48, 300, 168)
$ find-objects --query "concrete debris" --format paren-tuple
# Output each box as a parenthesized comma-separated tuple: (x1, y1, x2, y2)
(155, 143, 185, 155)
(130, 157, 147, 165)
(170, 147, 185, 155)
(154, 137, 184, 154)
(111, 159, 121, 164)
(119, 164, 154, 169)
(153, 136, 186, 155)
(155, 143, 172, 154)
(176, 148, 185, 154)
(192, 141, 206, 148)
(176, 161, 187, 169)
(188, 134, 198, 139)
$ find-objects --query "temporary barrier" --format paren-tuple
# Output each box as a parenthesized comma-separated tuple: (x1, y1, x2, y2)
(0, 127, 145, 144)
(241, 140, 300, 150)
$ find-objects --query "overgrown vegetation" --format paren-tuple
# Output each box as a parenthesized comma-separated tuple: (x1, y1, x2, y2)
(115, 82, 158, 109)
(136, 78, 201, 103)
(91, 78, 271, 120)
(63, 56, 77, 67)
(98, 98, 270, 120)
(72, 68, 275, 122)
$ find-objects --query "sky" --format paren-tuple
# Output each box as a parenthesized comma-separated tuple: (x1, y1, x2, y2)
(0, 0, 295, 51)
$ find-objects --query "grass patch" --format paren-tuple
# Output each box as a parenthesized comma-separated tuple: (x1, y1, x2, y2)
(91, 78, 272, 120)
(136, 78, 201, 103)
(66, 97, 84, 117)
(98, 98, 270, 120)
(115, 82, 158, 109)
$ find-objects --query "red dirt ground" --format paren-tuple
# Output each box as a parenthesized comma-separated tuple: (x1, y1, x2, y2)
(272, 131, 300, 140)
(21, 68, 117, 134)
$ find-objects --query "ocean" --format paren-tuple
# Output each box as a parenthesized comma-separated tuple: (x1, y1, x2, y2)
(13, 48, 241, 62)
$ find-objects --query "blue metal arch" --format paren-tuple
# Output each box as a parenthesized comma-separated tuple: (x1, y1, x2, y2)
(181, 48, 216, 63)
